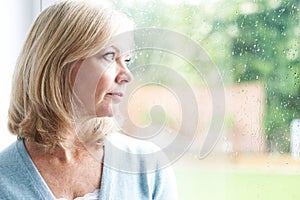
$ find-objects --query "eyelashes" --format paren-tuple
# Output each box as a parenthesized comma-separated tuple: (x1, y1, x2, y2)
(124, 57, 132, 64)
(102, 51, 132, 65)
(103, 52, 116, 61)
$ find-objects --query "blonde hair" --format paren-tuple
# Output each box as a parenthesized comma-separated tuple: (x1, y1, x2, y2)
(8, 0, 132, 149)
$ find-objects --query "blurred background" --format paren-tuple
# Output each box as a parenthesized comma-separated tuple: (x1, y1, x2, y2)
(1, 0, 299, 199)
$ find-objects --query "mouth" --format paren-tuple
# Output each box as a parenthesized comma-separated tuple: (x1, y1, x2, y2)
(106, 92, 124, 103)
(107, 92, 123, 97)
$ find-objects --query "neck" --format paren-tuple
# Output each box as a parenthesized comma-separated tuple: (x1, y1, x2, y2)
(24, 139, 102, 164)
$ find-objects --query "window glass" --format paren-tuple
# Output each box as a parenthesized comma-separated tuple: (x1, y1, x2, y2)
(108, 0, 300, 199)
(3, 0, 299, 199)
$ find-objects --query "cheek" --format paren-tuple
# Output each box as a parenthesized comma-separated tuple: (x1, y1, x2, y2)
(95, 69, 117, 99)
(71, 60, 105, 110)
(74, 66, 101, 94)
(71, 58, 118, 108)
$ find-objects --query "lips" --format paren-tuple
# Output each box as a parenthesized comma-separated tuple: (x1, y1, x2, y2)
(107, 92, 123, 97)
(106, 92, 123, 103)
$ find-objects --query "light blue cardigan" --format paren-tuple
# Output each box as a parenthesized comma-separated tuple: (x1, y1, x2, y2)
(0, 133, 177, 200)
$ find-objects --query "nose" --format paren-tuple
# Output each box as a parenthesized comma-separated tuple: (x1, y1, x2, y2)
(115, 59, 133, 84)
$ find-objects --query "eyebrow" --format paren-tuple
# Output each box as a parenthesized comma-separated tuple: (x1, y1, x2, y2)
(111, 45, 133, 58)
(110, 45, 120, 54)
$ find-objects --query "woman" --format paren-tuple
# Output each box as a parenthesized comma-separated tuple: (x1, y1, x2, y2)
(0, 1, 177, 199)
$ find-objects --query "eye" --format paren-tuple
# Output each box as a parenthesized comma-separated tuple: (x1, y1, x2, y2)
(124, 57, 132, 64)
(103, 52, 116, 61)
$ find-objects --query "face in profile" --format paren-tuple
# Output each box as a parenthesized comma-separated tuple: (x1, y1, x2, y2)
(71, 33, 134, 118)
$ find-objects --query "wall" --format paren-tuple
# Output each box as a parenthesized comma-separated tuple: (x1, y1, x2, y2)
(124, 82, 266, 154)
(0, 0, 40, 150)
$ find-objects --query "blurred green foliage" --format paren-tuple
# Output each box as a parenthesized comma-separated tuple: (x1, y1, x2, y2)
(111, 0, 300, 152)
(231, 0, 300, 152)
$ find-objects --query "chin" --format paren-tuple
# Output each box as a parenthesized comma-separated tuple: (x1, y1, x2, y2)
(96, 107, 114, 117)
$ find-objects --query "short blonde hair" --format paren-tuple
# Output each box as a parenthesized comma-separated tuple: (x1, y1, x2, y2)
(8, 0, 132, 148)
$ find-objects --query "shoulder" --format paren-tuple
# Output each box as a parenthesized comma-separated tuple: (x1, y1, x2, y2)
(0, 141, 26, 198)
(0, 141, 27, 183)
(106, 132, 160, 154)
(105, 132, 176, 173)
(104, 132, 162, 173)
(105, 133, 177, 200)
(0, 141, 19, 173)
(103, 133, 178, 199)
(0, 140, 61, 199)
